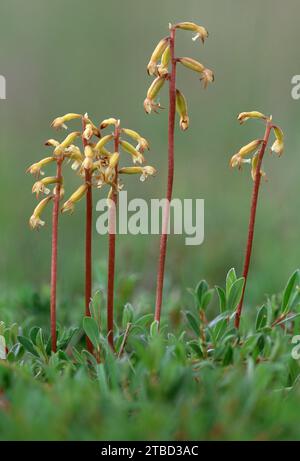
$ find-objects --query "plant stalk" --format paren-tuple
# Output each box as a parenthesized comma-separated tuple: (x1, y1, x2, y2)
(154, 28, 177, 323)
(82, 118, 94, 354)
(235, 121, 273, 329)
(50, 158, 63, 353)
(107, 122, 120, 349)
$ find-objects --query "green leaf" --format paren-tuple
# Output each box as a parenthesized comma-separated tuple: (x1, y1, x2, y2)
(222, 344, 233, 366)
(29, 326, 40, 345)
(281, 270, 300, 315)
(0, 335, 6, 360)
(195, 280, 208, 308)
(226, 268, 237, 299)
(150, 320, 159, 337)
(35, 329, 48, 359)
(227, 277, 244, 312)
(122, 303, 134, 329)
(216, 286, 226, 313)
(201, 289, 214, 311)
(213, 318, 228, 343)
(17, 335, 39, 357)
(186, 311, 200, 336)
(96, 364, 109, 394)
(83, 317, 100, 350)
(255, 305, 268, 331)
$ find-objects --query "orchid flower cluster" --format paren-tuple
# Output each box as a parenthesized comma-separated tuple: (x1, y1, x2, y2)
(230, 111, 284, 181)
(27, 113, 156, 226)
(230, 110, 284, 329)
(144, 21, 214, 130)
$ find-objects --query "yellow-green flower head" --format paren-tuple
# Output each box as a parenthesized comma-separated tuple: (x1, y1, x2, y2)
(95, 134, 114, 153)
(230, 139, 263, 169)
(54, 132, 81, 156)
(175, 22, 209, 44)
(157, 46, 170, 77)
(271, 126, 284, 156)
(61, 184, 88, 214)
(237, 111, 267, 125)
(176, 89, 189, 131)
(51, 113, 81, 130)
(26, 157, 55, 177)
(32, 176, 58, 198)
(147, 37, 169, 76)
(119, 165, 157, 182)
(29, 196, 53, 230)
(121, 128, 150, 153)
(144, 76, 166, 114)
(120, 140, 145, 164)
(100, 118, 118, 130)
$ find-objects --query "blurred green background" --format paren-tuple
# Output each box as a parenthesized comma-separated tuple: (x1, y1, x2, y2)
(0, 0, 299, 315)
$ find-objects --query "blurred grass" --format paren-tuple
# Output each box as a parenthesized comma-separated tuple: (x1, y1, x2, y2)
(0, 0, 300, 315)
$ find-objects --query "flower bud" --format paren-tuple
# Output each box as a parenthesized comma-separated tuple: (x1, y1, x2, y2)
(82, 145, 95, 170)
(237, 111, 267, 125)
(147, 37, 169, 76)
(175, 22, 209, 44)
(61, 184, 88, 214)
(29, 196, 53, 229)
(83, 124, 94, 140)
(271, 126, 284, 156)
(51, 113, 81, 130)
(95, 134, 114, 152)
(100, 118, 118, 129)
(176, 89, 189, 131)
(178, 57, 205, 73)
(45, 139, 59, 147)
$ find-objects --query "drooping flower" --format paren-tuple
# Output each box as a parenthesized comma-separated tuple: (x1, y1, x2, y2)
(61, 184, 88, 214)
(147, 37, 169, 76)
(29, 196, 53, 229)
(51, 113, 81, 130)
(271, 126, 284, 156)
(175, 22, 208, 44)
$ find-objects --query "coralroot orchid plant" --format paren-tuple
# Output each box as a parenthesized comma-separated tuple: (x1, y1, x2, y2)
(28, 113, 156, 354)
(144, 21, 214, 324)
(230, 111, 284, 329)
(27, 117, 82, 352)
(94, 118, 156, 349)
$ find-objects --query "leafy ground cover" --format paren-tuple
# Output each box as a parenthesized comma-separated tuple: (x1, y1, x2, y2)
(0, 268, 300, 441)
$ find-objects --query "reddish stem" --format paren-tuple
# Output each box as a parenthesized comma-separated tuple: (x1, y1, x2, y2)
(50, 158, 63, 353)
(107, 123, 119, 349)
(154, 28, 177, 323)
(234, 121, 273, 329)
(82, 118, 94, 354)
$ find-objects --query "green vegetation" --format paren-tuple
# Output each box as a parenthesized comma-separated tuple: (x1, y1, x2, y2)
(1, 269, 300, 440)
